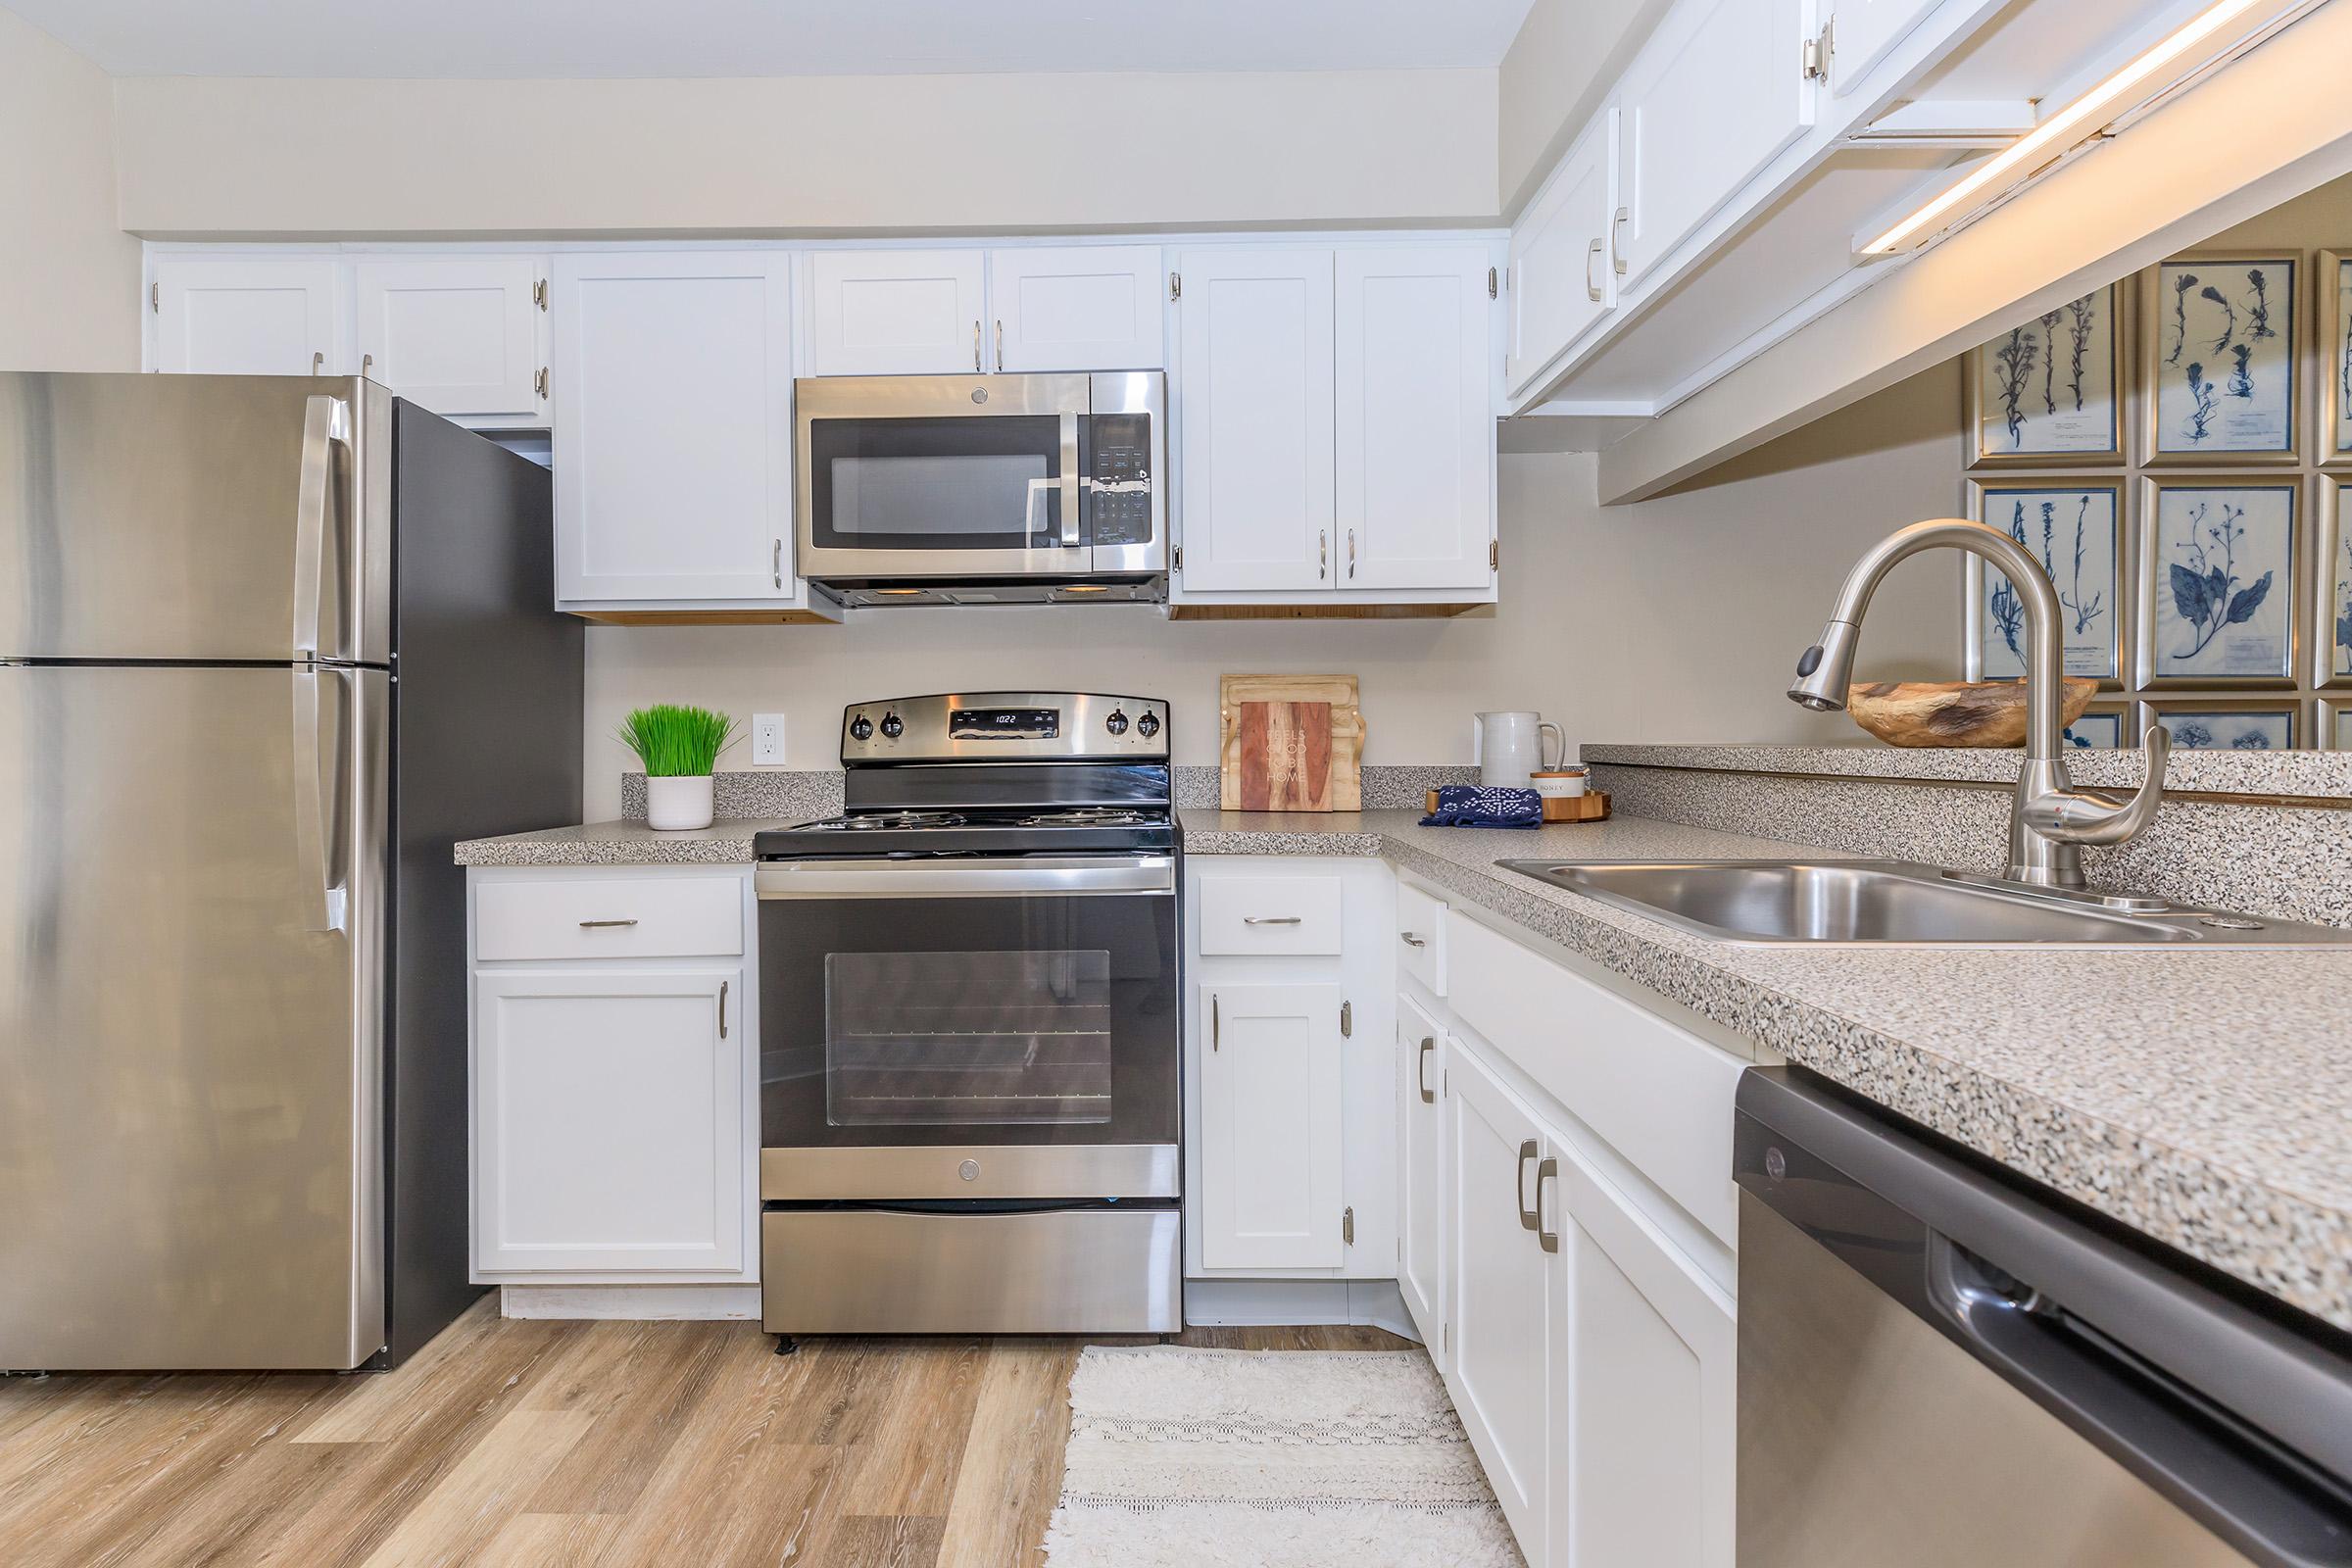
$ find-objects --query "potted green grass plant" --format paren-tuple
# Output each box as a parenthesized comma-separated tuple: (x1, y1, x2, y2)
(618, 705, 738, 831)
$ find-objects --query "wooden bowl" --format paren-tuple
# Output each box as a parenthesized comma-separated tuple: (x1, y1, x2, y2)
(1845, 678, 2099, 748)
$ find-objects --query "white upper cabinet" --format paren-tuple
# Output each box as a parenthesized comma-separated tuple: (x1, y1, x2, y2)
(1827, 0, 1941, 95)
(152, 256, 342, 376)
(355, 255, 547, 424)
(1616, 0, 1815, 288)
(1196, 981, 1347, 1271)
(808, 249, 988, 375)
(1336, 245, 1495, 591)
(1507, 110, 1618, 398)
(1172, 246, 1337, 594)
(551, 252, 796, 605)
(988, 245, 1165, 371)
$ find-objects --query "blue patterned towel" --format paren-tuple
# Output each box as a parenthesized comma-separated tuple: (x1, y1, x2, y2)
(1419, 784, 1543, 828)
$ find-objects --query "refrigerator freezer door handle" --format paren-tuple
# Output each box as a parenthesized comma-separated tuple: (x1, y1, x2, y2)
(292, 667, 348, 933)
(293, 395, 352, 659)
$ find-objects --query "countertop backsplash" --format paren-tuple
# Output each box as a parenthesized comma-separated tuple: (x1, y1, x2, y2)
(618, 764, 1479, 820)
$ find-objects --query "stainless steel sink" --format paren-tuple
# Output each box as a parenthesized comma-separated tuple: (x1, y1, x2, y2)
(1495, 859, 2352, 947)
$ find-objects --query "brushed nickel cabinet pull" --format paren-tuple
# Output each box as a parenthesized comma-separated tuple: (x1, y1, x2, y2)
(995, 318, 1004, 371)
(362, 353, 373, 376)
(1319, 530, 1328, 579)
(1348, 528, 1356, 579)
(1400, 931, 1427, 948)
(1517, 1140, 1541, 1230)
(1340, 1000, 1352, 1038)
(1536, 1156, 1560, 1251)
(1586, 238, 1604, 302)
(312, 351, 325, 374)
(973, 320, 983, 372)
(719, 980, 728, 1040)
(1417, 1036, 1435, 1102)
(773, 538, 783, 589)
(536, 367, 550, 400)
(1243, 915, 1301, 925)
(1611, 206, 1631, 276)
(1211, 993, 1220, 1052)
(577, 918, 639, 929)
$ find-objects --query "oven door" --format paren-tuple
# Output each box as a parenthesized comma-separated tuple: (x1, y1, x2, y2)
(755, 855, 1179, 1200)
(796, 373, 1089, 578)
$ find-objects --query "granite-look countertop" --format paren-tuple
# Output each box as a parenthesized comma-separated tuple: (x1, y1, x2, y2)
(457, 808, 2352, 1330)
(1183, 808, 2352, 1333)
(1584, 741, 2352, 799)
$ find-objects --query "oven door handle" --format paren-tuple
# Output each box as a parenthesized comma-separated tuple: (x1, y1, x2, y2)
(756, 855, 1175, 899)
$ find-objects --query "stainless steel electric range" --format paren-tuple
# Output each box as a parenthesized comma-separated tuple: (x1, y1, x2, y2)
(754, 692, 1180, 1342)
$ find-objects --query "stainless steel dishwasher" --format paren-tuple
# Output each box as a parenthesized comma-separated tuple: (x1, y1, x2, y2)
(1734, 1067, 2352, 1567)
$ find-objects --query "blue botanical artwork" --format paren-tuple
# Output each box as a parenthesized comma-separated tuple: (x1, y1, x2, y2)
(2148, 485, 2294, 681)
(2062, 711, 2125, 750)
(2155, 259, 2293, 455)
(2334, 259, 2352, 457)
(1975, 288, 2116, 457)
(1976, 486, 2118, 680)
(2332, 491, 2352, 682)
(2155, 709, 2295, 751)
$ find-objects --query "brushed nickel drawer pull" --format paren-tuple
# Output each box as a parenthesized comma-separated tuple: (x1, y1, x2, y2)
(1400, 931, 1427, 948)
(1536, 1156, 1559, 1252)
(578, 918, 639, 929)
(1417, 1036, 1435, 1102)
(718, 979, 728, 1039)
(1517, 1140, 1541, 1230)
(1243, 915, 1301, 925)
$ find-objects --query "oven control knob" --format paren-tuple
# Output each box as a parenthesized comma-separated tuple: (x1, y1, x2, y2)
(1105, 709, 1129, 735)
(1136, 711, 1160, 738)
(958, 1159, 981, 1182)
(849, 714, 874, 741)
(880, 711, 904, 739)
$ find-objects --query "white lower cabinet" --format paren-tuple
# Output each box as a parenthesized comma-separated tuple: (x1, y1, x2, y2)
(1396, 992, 1448, 1369)
(1196, 981, 1347, 1270)
(467, 866, 758, 1285)
(1446, 1038, 1554, 1550)
(473, 967, 744, 1275)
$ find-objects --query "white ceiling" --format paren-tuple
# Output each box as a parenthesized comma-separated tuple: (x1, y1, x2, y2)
(7, 0, 1541, 77)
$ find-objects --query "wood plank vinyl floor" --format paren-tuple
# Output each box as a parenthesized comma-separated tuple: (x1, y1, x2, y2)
(0, 1299, 1413, 1567)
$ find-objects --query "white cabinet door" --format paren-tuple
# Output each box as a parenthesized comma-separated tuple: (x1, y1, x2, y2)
(1336, 246, 1494, 592)
(1547, 1142, 1737, 1568)
(473, 967, 745, 1275)
(551, 252, 794, 604)
(1829, 0, 1941, 94)
(1507, 109, 1618, 398)
(1446, 1037, 1551, 1554)
(989, 245, 1165, 371)
(152, 256, 341, 375)
(808, 249, 988, 375)
(1198, 982, 1346, 1270)
(1173, 247, 1335, 593)
(1396, 994, 1449, 1368)
(1616, 0, 1814, 288)
(355, 256, 545, 423)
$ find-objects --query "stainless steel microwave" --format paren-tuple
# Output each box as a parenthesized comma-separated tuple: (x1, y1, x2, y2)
(794, 371, 1165, 600)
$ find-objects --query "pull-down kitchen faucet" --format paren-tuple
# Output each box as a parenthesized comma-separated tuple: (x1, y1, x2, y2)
(1788, 517, 2169, 890)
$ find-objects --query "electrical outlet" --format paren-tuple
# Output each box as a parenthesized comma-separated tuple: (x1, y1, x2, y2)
(752, 713, 786, 766)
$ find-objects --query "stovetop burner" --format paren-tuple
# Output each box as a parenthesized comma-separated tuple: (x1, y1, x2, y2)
(831, 810, 970, 831)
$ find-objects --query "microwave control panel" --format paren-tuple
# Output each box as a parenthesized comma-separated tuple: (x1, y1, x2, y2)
(1086, 413, 1155, 547)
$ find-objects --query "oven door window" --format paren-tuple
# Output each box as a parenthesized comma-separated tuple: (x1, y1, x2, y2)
(808, 416, 1064, 552)
(825, 950, 1110, 1125)
(760, 890, 1178, 1150)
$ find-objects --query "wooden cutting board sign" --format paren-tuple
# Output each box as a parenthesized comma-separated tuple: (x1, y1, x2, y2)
(1219, 674, 1364, 811)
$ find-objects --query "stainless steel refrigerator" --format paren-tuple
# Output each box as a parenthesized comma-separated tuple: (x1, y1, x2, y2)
(0, 372, 582, 1371)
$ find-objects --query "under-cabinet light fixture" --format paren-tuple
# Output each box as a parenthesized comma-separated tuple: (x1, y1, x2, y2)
(1860, 0, 2269, 256)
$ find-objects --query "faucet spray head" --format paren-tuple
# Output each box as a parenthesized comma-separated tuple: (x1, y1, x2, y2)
(1787, 620, 1860, 711)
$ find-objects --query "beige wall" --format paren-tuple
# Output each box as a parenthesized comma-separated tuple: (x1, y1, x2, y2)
(581, 366, 1962, 816)
(0, 10, 138, 369)
(1496, 0, 1666, 219)
(114, 70, 1498, 239)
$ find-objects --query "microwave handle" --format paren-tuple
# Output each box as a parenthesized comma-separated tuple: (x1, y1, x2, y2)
(1058, 412, 1082, 548)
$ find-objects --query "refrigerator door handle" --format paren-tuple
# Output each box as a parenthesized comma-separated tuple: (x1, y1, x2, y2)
(293, 395, 352, 660)
(292, 667, 349, 933)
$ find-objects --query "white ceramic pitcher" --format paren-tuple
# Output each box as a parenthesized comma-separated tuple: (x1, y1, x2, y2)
(1473, 711, 1566, 790)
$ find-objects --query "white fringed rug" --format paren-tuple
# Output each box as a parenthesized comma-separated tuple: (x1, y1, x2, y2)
(1042, 1346, 1525, 1567)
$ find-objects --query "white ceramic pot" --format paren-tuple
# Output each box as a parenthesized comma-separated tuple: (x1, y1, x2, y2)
(646, 774, 715, 831)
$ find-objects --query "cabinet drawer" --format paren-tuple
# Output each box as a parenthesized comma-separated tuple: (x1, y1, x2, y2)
(475, 875, 743, 960)
(1448, 912, 1742, 1247)
(1197, 875, 1346, 956)
(1396, 881, 1446, 994)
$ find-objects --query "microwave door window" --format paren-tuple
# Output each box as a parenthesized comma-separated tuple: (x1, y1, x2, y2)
(808, 416, 1062, 552)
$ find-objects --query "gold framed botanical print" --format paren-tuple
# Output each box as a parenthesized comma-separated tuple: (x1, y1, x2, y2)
(2135, 475, 2300, 688)
(2061, 700, 2136, 751)
(2319, 250, 2352, 465)
(2318, 474, 2352, 688)
(2135, 696, 2302, 752)
(1963, 478, 2126, 687)
(1966, 285, 2125, 467)
(2139, 252, 2300, 466)
(2320, 697, 2352, 750)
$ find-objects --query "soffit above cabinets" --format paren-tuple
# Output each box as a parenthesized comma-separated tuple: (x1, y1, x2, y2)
(13, 0, 1539, 77)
